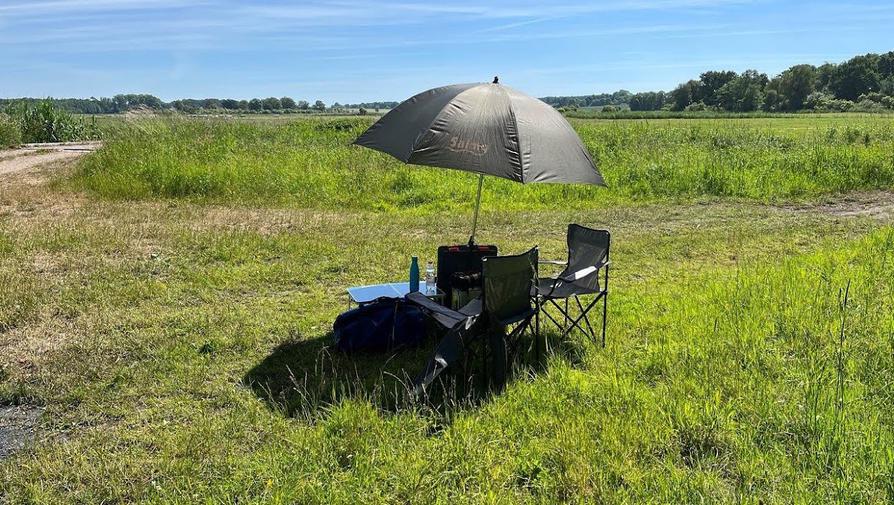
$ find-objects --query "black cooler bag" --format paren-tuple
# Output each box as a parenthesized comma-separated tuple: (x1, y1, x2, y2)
(332, 297, 425, 353)
(436, 244, 498, 308)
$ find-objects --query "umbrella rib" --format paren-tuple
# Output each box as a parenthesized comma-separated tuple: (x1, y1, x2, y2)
(500, 86, 524, 183)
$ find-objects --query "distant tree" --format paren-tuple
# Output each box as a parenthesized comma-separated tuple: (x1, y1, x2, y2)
(762, 88, 781, 112)
(358, 107, 367, 115)
(248, 98, 263, 111)
(237, 100, 249, 109)
(112, 95, 129, 112)
(220, 99, 240, 110)
(297, 100, 310, 110)
(879, 51, 894, 78)
(629, 91, 666, 111)
(313, 100, 326, 111)
(716, 70, 767, 112)
(669, 80, 699, 111)
(172, 100, 197, 113)
(877, 50, 894, 96)
(881, 77, 894, 96)
(280, 97, 296, 109)
(611, 90, 632, 105)
(202, 98, 221, 109)
(776, 64, 816, 110)
(699, 70, 737, 106)
(830, 54, 881, 101)
(262, 97, 281, 110)
(815, 63, 837, 93)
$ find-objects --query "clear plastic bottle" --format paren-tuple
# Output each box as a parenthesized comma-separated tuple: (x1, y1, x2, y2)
(425, 261, 435, 294)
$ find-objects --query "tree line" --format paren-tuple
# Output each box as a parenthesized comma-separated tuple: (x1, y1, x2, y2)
(4, 51, 893, 115)
(0, 95, 335, 114)
(543, 51, 894, 113)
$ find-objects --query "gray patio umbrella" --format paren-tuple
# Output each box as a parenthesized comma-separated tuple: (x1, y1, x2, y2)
(354, 77, 604, 245)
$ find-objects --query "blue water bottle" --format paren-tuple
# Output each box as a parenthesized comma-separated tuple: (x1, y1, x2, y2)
(409, 256, 420, 292)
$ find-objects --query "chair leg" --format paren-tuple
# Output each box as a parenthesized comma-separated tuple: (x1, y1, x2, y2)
(543, 299, 570, 333)
(562, 296, 600, 342)
(564, 298, 569, 331)
(601, 291, 608, 348)
(534, 299, 541, 361)
(574, 295, 597, 343)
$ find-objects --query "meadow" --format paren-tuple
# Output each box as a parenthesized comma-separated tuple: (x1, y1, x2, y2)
(73, 114, 894, 207)
(1, 114, 894, 503)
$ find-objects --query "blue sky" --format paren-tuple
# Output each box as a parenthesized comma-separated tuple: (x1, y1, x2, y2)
(2, 0, 892, 103)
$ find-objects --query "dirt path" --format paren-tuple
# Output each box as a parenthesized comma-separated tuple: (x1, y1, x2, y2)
(0, 142, 101, 177)
(779, 190, 894, 220)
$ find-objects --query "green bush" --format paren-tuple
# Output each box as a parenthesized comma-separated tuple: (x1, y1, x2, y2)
(5, 99, 100, 143)
(0, 113, 21, 148)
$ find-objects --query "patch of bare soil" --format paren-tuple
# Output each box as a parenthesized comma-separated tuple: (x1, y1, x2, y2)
(780, 190, 894, 220)
(0, 142, 101, 178)
(0, 405, 43, 460)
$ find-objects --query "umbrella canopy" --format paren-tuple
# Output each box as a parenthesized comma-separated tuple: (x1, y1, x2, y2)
(354, 78, 604, 243)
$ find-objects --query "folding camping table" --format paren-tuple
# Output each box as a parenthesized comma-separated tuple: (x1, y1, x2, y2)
(346, 282, 444, 308)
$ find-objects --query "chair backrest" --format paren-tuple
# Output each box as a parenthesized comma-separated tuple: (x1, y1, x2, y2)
(481, 247, 538, 325)
(563, 225, 610, 291)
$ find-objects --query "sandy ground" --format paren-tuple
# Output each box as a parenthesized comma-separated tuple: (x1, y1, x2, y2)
(0, 142, 101, 177)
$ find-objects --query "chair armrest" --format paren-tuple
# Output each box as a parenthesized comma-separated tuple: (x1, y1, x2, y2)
(406, 292, 478, 329)
(557, 260, 610, 282)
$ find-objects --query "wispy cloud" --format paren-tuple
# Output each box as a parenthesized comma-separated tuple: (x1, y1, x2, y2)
(2, 0, 888, 101)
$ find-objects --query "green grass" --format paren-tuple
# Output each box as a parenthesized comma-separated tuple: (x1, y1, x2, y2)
(0, 114, 22, 148)
(2, 186, 894, 502)
(3, 100, 102, 144)
(73, 115, 894, 208)
(2, 116, 894, 502)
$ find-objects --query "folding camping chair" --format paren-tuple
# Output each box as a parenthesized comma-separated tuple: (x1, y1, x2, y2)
(535, 225, 610, 347)
(407, 247, 539, 395)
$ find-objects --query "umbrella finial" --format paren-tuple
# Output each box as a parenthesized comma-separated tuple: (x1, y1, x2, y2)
(492, 76, 499, 84)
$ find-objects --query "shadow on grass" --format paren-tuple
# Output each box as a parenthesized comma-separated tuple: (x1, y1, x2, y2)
(243, 327, 588, 419)
(243, 332, 438, 417)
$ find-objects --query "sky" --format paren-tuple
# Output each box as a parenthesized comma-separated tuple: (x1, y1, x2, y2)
(2, 0, 893, 103)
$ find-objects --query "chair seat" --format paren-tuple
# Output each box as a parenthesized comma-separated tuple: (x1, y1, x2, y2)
(406, 291, 481, 329)
(534, 278, 601, 299)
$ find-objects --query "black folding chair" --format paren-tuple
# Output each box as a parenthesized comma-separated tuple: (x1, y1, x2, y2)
(408, 247, 538, 395)
(535, 225, 610, 347)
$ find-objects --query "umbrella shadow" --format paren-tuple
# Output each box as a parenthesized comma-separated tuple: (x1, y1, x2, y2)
(243, 327, 587, 419)
(243, 333, 439, 417)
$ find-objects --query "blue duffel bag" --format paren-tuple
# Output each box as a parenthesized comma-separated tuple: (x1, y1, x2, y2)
(332, 297, 426, 353)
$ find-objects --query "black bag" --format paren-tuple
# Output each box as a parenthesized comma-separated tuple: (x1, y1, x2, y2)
(332, 297, 426, 353)
(436, 244, 497, 307)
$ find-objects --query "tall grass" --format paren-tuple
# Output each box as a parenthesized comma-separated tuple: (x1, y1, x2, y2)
(3, 100, 101, 144)
(74, 115, 894, 208)
(0, 113, 22, 148)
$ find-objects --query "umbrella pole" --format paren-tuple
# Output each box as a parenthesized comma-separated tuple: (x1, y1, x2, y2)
(469, 173, 484, 246)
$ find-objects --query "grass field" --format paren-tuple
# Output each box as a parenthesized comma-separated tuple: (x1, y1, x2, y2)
(73, 115, 894, 207)
(2, 115, 894, 503)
